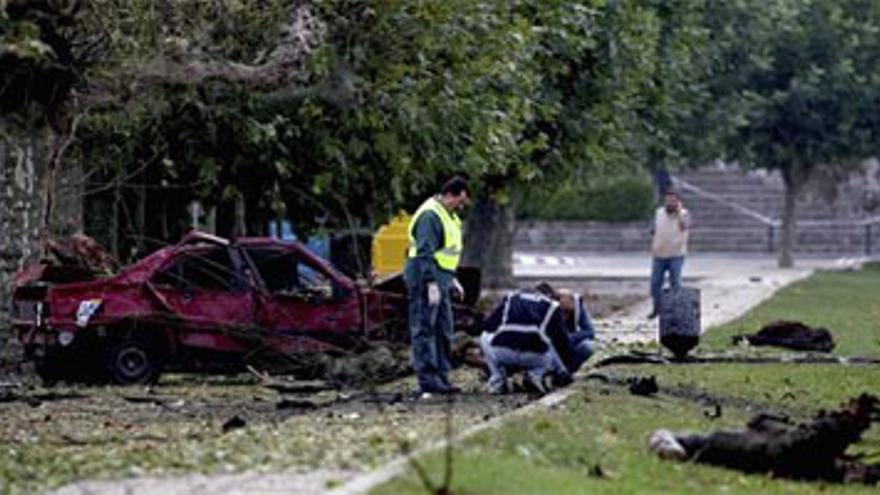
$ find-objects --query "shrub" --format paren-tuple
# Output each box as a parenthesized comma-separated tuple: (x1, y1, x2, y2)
(518, 176, 654, 222)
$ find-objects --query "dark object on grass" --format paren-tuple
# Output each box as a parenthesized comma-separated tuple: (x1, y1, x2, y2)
(363, 392, 404, 405)
(221, 415, 247, 433)
(276, 398, 319, 410)
(659, 287, 701, 359)
(628, 375, 659, 396)
(703, 403, 723, 420)
(595, 351, 666, 367)
(650, 394, 880, 484)
(733, 320, 835, 352)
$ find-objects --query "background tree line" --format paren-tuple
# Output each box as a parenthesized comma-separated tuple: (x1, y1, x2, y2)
(3, 0, 880, 290)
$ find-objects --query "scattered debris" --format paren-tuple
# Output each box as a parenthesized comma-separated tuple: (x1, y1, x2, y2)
(627, 376, 659, 396)
(362, 392, 404, 405)
(733, 320, 835, 352)
(248, 366, 336, 393)
(702, 403, 723, 419)
(649, 394, 880, 484)
(221, 415, 247, 433)
(276, 398, 319, 410)
(121, 395, 175, 407)
(588, 463, 606, 478)
(595, 352, 666, 367)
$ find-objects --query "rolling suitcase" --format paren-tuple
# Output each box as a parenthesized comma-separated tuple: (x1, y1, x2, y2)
(659, 287, 701, 359)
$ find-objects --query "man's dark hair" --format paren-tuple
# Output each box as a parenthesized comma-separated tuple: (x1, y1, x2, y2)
(535, 282, 557, 299)
(441, 175, 469, 196)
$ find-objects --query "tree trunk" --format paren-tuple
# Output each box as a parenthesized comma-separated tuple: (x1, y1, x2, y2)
(779, 168, 803, 268)
(461, 195, 515, 289)
(234, 194, 247, 237)
(0, 130, 47, 315)
(40, 121, 79, 244)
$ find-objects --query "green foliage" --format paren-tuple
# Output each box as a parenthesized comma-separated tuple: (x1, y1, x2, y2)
(705, 0, 880, 180)
(4, 0, 714, 252)
(518, 177, 654, 222)
(64, 0, 712, 242)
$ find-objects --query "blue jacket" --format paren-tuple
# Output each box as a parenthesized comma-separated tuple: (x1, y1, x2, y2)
(483, 291, 578, 374)
(571, 294, 595, 339)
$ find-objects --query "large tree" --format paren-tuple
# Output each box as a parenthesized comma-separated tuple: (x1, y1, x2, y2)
(5, 0, 714, 291)
(298, 0, 712, 286)
(2, 0, 324, 228)
(0, 0, 325, 304)
(705, 0, 880, 267)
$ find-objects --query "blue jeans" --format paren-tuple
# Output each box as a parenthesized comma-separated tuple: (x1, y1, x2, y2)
(405, 259, 454, 392)
(480, 332, 558, 393)
(651, 256, 685, 313)
(569, 331, 594, 370)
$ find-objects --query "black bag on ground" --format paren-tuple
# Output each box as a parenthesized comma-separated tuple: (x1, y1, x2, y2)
(732, 321, 835, 353)
(659, 287, 701, 359)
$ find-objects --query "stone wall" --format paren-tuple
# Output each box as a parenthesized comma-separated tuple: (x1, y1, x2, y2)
(515, 162, 880, 255)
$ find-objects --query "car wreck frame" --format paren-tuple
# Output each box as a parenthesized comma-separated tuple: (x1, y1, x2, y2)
(11, 231, 481, 385)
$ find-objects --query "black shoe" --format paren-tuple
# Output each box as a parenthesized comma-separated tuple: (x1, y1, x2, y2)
(437, 385, 461, 395)
(522, 375, 547, 395)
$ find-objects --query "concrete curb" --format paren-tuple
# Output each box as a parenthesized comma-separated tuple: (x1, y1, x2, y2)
(326, 389, 575, 495)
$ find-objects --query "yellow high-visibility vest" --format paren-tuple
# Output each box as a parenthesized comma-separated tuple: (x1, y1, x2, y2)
(407, 196, 463, 272)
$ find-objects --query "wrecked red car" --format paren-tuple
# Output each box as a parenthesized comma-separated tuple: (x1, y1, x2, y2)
(11, 231, 480, 385)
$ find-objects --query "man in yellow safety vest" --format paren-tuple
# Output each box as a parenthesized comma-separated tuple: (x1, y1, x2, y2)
(405, 176, 469, 395)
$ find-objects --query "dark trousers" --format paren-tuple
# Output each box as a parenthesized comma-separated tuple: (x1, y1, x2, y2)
(405, 260, 454, 392)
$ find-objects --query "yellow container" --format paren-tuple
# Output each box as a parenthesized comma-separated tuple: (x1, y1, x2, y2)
(372, 212, 412, 277)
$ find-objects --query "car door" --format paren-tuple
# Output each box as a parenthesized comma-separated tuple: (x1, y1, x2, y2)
(244, 245, 360, 352)
(149, 246, 254, 334)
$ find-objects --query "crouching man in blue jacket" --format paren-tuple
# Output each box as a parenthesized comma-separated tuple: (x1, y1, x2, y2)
(479, 284, 596, 394)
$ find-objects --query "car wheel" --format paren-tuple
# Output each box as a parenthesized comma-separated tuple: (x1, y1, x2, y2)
(35, 359, 64, 387)
(105, 339, 162, 385)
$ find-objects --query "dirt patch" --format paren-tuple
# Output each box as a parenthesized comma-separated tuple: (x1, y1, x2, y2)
(0, 366, 537, 493)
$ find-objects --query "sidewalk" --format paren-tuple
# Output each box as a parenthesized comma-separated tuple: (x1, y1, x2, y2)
(514, 253, 864, 344)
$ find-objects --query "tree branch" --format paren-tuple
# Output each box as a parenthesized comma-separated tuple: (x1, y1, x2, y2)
(137, 3, 325, 90)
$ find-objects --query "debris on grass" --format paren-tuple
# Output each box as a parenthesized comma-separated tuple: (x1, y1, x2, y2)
(627, 376, 659, 397)
(276, 398, 319, 411)
(733, 320, 835, 352)
(221, 415, 247, 433)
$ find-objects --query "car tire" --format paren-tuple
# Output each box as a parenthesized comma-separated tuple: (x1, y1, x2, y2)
(104, 338, 163, 385)
(35, 359, 64, 387)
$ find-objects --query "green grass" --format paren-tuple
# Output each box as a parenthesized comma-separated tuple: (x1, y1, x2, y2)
(702, 263, 880, 357)
(373, 265, 880, 495)
(605, 363, 880, 414)
(375, 380, 879, 495)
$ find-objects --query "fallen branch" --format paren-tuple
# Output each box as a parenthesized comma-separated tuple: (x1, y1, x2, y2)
(246, 365, 335, 393)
